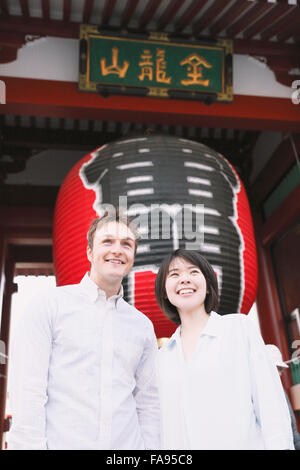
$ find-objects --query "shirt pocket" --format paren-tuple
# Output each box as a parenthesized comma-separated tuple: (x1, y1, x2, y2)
(58, 324, 99, 355)
(114, 331, 145, 377)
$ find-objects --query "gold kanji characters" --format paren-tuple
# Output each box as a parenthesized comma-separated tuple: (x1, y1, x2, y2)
(156, 49, 171, 84)
(180, 54, 212, 86)
(138, 48, 171, 84)
(138, 49, 154, 81)
(101, 47, 129, 78)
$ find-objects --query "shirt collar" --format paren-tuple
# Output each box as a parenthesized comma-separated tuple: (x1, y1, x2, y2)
(167, 311, 221, 348)
(80, 272, 124, 304)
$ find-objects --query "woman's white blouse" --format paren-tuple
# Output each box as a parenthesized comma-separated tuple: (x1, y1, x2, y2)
(158, 311, 294, 450)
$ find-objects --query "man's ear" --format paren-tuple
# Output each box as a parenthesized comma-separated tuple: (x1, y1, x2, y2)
(87, 245, 92, 263)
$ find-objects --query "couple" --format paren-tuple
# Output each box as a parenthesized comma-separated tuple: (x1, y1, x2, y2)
(8, 211, 294, 450)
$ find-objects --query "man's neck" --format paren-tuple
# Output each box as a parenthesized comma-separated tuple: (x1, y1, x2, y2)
(89, 272, 122, 299)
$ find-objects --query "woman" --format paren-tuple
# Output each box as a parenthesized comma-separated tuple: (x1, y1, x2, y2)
(155, 249, 294, 450)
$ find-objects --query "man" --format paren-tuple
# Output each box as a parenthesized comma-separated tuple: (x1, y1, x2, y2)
(8, 210, 160, 450)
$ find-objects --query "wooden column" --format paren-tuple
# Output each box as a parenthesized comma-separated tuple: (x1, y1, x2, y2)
(0, 246, 14, 449)
(0, 206, 53, 449)
(255, 222, 292, 390)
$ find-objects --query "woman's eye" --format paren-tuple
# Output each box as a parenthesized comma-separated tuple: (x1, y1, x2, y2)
(103, 239, 112, 244)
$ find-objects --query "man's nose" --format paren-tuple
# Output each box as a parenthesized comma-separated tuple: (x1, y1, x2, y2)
(111, 241, 123, 253)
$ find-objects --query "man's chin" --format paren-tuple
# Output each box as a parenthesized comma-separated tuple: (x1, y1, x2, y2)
(106, 269, 129, 281)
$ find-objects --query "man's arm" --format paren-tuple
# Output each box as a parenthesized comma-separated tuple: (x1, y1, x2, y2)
(7, 292, 54, 450)
(133, 324, 161, 450)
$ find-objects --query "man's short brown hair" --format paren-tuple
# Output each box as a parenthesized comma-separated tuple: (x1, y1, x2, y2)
(87, 208, 140, 253)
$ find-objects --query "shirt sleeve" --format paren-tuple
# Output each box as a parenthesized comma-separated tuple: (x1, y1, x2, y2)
(133, 323, 161, 450)
(285, 391, 300, 450)
(7, 292, 55, 450)
(242, 316, 295, 450)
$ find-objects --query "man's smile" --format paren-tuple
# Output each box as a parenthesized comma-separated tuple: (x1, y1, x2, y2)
(106, 258, 125, 265)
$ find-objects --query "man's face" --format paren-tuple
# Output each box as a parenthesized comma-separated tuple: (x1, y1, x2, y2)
(87, 221, 136, 286)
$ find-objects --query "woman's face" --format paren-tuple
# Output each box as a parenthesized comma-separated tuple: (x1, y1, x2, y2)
(165, 257, 208, 314)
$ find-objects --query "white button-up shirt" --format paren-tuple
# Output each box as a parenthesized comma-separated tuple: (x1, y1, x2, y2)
(158, 311, 294, 450)
(8, 273, 160, 450)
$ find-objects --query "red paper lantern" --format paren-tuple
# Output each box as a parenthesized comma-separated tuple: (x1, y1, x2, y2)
(53, 135, 258, 338)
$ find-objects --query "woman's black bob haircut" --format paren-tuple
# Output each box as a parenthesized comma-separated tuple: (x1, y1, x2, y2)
(155, 249, 219, 325)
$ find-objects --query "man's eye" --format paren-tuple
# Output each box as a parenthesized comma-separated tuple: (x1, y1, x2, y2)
(103, 239, 112, 244)
(120, 241, 132, 249)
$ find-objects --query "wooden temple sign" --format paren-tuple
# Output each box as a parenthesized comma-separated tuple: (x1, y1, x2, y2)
(79, 26, 233, 103)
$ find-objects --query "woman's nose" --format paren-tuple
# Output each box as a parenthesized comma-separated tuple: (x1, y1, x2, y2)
(180, 273, 190, 283)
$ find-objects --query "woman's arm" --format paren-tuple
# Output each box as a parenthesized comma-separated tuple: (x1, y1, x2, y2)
(242, 316, 294, 450)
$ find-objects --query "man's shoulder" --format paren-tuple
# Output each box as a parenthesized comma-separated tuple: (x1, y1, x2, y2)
(119, 298, 154, 329)
(27, 282, 83, 309)
(55, 282, 83, 296)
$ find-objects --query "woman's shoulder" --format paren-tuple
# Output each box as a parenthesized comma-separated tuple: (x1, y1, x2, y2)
(213, 311, 262, 347)
(214, 311, 245, 317)
(211, 311, 253, 338)
(212, 311, 248, 324)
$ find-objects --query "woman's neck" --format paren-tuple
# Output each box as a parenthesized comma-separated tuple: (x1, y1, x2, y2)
(178, 306, 210, 362)
(179, 305, 210, 335)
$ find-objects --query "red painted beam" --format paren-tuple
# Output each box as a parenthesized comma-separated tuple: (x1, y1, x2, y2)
(120, 0, 140, 29)
(0, 31, 25, 47)
(41, 0, 50, 21)
(138, 0, 161, 29)
(158, 0, 185, 30)
(63, 0, 72, 23)
(226, 2, 272, 38)
(174, 0, 207, 34)
(0, 16, 299, 56)
(19, 0, 30, 18)
(261, 7, 298, 41)
(82, 0, 95, 23)
(1, 76, 299, 132)
(251, 134, 300, 205)
(192, 0, 227, 35)
(243, 2, 290, 40)
(260, 185, 300, 247)
(0, 16, 79, 39)
(102, 0, 117, 26)
(209, 0, 253, 37)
